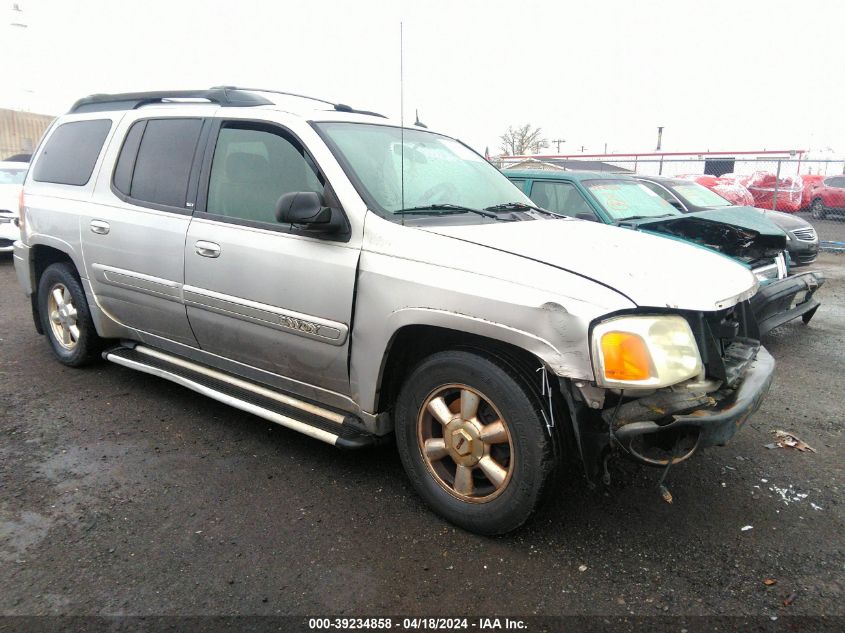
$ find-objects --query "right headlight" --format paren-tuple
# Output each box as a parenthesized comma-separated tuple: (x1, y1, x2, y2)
(591, 315, 703, 389)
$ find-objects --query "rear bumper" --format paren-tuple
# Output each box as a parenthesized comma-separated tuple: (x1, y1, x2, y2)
(750, 271, 824, 335)
(614, 346, 775, 463)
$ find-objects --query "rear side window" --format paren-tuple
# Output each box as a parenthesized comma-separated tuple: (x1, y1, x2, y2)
(32, 119, 111, 186)
(112, 121, 146, 195)
(127, 119, 203, 208)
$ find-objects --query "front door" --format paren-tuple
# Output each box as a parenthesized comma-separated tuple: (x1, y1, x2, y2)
(183, 120, 359, 395)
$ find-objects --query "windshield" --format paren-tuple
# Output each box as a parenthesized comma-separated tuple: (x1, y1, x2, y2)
(0, 168, 26, 185)
(584, 179, 680, 221)
(315, 122, 532, 217)
(673, 182, 733, 207)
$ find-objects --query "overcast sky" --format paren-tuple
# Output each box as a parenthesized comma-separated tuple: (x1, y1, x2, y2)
(4, 0, 843, 157)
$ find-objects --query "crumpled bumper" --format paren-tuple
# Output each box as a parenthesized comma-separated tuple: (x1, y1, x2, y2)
(13, 240, 33, 294)
(750, 271, 824, 335)
(613, 346, 775, 465)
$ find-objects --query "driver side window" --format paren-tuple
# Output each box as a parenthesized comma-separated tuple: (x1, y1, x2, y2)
(207, 124, 323, 224)
(529, 180, 596, 219)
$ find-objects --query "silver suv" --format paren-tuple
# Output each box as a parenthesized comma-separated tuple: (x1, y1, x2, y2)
(13, 88, 775, 534)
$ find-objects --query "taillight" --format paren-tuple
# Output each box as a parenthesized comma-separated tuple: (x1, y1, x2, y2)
(17, 188, 25, 234)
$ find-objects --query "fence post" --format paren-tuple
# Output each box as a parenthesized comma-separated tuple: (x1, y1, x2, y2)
(772, 160, 781, 211)
(659, 156, 664, 175)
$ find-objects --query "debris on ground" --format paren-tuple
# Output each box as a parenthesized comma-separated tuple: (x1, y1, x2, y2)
(765, 430, 816, 452)
(763, 578, 777, 586)
(578, 565, 588, 572)
(770, 483, 810, 507)
(783, 592, 797, 606)
(741, 525, 754, 531)
(659, 484, 673, 504)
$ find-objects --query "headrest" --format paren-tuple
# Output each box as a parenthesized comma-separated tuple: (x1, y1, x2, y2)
(225, 152, 272, 183)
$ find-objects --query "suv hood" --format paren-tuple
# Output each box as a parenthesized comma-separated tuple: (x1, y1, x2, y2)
(422, 219, 758, 311)
(626, 208, 787, 265)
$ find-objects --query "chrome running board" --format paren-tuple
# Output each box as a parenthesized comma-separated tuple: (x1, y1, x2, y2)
(104, 344, 376, 449)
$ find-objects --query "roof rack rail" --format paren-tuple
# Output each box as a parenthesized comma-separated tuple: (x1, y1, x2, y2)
(211, 86, 387, 119)
(69, 88, 274, 114)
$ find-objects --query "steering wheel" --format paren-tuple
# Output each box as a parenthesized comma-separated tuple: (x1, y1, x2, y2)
(419, 182, 459, 204)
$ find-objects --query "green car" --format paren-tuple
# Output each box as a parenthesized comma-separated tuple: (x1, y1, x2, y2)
(505, 170, 823, 334)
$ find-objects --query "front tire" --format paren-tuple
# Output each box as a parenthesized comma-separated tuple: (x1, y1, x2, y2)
(395, 349, 556, 535)
(811, 198, 827, 219)
(37, 262, 104, 366)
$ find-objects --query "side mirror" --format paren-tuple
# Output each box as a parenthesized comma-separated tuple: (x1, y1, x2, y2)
(275, 191, 330, 225)
(275, 191, 347, 235)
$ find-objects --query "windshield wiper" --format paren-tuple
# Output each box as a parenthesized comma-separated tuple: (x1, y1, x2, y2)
(394, 204, 509, 220)
(616, 213, 675, 223)
(484, 202, 562, 217)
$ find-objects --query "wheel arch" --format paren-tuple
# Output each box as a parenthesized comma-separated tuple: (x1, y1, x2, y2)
(29, 243, 79, 335)
(374, 323, 548, 417)
(352, 304, 589, 414)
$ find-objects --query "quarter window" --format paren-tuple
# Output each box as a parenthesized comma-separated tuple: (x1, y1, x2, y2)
(32, 119, 112, 186)
(206, 125, 323, 224)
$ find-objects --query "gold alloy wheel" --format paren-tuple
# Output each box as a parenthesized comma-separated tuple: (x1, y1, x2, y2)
(417, 384, 514, 503)
(47, 282, 80, 350)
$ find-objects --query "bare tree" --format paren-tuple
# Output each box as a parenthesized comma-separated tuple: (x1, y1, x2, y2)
(499, 124, 548, 156)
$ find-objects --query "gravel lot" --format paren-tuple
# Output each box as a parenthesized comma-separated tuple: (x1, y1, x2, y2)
(1, 244, 843, 625)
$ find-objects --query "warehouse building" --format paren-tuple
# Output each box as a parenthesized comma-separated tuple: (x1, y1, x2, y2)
(0, 108, 54, 161)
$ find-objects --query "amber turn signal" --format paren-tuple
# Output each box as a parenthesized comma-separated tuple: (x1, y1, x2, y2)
(600, 331, 652, 381)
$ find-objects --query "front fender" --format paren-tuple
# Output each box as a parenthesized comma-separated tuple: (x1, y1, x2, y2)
(348, 252, 631, 413)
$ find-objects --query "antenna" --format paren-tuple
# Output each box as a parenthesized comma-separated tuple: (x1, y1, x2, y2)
(400, 22, 405, 223)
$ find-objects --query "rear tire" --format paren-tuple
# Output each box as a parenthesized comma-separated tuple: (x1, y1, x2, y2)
(394, 349, 557, 535)
(811, 198, 827, 220)
(37, 262, 104, 367)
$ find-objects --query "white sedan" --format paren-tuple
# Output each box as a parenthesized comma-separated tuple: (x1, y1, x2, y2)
(0, 161, 27, 252)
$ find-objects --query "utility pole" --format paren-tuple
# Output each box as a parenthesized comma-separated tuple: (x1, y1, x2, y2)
(603, 142, 608, 154)
(552, 138, 566, 153)
(579, 145, 587, 153)
(655, 126, 664, 151)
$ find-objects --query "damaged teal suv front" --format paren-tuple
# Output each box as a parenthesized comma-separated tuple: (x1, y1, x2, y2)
(506, 170, 822, 334)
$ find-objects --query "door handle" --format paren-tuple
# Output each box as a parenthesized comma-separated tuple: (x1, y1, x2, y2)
(90, 220, 110, 235)
(195, 241, 221, 258)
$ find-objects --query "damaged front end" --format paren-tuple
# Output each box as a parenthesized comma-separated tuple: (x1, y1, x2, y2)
(563, 302, 775, 477)
(628, 209, 787, 278)
(628, 210, 824, 333)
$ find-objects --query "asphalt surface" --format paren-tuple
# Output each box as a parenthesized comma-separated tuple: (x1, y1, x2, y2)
(1, 247, 843, 622)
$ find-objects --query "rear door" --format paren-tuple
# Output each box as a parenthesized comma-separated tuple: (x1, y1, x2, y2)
(83, 112, 211, 346)
(183, 118, 359, 395)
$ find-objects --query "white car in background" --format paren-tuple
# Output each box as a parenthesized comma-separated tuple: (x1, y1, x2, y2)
(0, 161, 27, 252)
